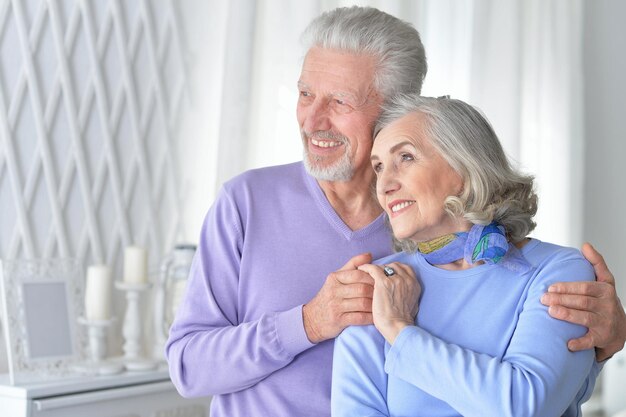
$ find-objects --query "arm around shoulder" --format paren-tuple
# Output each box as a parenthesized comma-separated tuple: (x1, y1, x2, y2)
(541, 243, 626, 361)
(383, 254, 596, 417)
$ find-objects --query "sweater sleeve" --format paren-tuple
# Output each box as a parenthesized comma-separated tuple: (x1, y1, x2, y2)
(165, 185, 314, 397)
(384, 257, 596, 417)
(332, 325, 389, 417)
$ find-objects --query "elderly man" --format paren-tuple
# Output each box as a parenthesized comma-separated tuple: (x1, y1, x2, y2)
(166, 6, 626, 417)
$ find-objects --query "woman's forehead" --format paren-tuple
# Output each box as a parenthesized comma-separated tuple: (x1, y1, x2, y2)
(374, 113, 429, 150)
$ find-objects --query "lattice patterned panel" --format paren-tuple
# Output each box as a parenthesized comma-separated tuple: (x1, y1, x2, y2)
(0, 0, 189, 278)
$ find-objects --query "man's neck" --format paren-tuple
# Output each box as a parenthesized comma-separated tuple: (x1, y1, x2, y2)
(317, 173, 382, 231)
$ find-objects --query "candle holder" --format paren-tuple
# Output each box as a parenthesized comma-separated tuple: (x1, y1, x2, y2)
(74, 317, 124, 375)
(115, 281, 157, 371)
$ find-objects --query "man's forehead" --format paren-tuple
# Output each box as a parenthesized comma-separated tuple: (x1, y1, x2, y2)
(301, 47, 376, 74)
(297, 79, 359, 92)
(298, 49, 377, 95)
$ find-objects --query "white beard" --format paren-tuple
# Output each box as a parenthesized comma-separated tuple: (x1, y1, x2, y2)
(301, 130, 354, 181)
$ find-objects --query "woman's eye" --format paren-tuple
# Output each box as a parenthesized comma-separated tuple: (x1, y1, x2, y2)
(400, 152, 414, 162)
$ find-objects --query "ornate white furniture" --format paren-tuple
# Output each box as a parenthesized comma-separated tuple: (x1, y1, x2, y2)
(0, 366, 211, 417)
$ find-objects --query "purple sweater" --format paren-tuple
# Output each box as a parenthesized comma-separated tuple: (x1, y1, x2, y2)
(165, 162, 393, 417)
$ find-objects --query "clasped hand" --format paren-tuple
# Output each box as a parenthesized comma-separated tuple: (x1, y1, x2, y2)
(302, 254, 421, 345)
(358, 262, 421, 345)
(303, 253, 376, 343)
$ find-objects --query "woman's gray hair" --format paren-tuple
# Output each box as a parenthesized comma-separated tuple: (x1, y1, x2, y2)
(375, 95, 537, 249)
(301, 6, 427, 98)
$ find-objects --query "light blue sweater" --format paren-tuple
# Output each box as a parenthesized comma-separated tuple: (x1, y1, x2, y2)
(332, 240, 598, 417)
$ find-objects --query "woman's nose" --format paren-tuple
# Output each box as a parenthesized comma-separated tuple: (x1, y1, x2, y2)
(377, 168, 400, 196)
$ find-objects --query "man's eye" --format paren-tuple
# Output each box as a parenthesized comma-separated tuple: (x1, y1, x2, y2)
(372, 163, 383, 173)
(300, 91, 312, 97)
(332, 99, 354, 114)
(400, 153, 414, 162)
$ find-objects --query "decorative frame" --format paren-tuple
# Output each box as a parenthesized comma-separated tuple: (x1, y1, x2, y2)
(0, 258, 88, 384)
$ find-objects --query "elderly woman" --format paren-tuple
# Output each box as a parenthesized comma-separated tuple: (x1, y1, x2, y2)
(331, 95, 596, 417)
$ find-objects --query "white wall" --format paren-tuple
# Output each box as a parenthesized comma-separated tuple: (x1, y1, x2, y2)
(583, 0, 626, 302)
(0, 0, 212, 374)
(583, 2, 626, 414)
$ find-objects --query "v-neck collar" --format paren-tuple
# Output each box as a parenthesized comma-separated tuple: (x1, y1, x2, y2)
(301, 163, 387, 241)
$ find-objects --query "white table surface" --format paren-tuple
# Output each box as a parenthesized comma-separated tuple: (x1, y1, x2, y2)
(0, 363, 171, 399)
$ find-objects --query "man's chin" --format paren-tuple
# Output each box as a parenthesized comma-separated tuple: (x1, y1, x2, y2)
(303, 158, 353, 182)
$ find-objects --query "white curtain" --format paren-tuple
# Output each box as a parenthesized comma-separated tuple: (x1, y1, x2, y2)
(195, 0, 584, 247)
(419, 0, 584, 245)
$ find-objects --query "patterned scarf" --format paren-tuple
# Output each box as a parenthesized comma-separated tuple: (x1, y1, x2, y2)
(417, 222, 532, 273)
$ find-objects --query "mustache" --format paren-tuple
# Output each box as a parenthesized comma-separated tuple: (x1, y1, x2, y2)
(301, 129, 348, 142)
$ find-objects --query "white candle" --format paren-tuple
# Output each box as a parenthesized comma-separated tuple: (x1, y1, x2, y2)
(85, 265, 112, 320)
(124, 246, 148, 284)
(171, 280, 188, 316)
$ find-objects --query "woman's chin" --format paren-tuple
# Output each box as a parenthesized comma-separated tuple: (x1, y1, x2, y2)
(392, 230, 415, 242)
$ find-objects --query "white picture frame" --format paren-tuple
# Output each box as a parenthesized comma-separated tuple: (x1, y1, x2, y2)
(0, 258, 88, 384)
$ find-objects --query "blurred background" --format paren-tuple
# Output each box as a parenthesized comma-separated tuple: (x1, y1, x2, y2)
(0, 0, 624, 415)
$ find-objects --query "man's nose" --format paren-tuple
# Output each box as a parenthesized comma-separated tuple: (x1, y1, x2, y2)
(302, 98, 331, 132)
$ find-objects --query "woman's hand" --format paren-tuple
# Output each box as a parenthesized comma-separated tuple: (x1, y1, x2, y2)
(358, 262, 421, 345)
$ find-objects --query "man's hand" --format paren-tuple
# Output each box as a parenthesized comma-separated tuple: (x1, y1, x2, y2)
(541, 242, 626, 361)
(302, 253, 375, 344)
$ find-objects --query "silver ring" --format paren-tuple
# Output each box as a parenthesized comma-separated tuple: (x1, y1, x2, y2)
(383, 266, 395, 277)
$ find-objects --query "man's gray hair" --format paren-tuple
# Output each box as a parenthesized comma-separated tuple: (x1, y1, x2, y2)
(301, 6, 427, 98)
(375, 95, 537, 247)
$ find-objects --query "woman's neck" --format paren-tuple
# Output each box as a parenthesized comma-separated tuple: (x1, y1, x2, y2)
(434, 258, 479, 271)
(430, 237, 530, 271)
